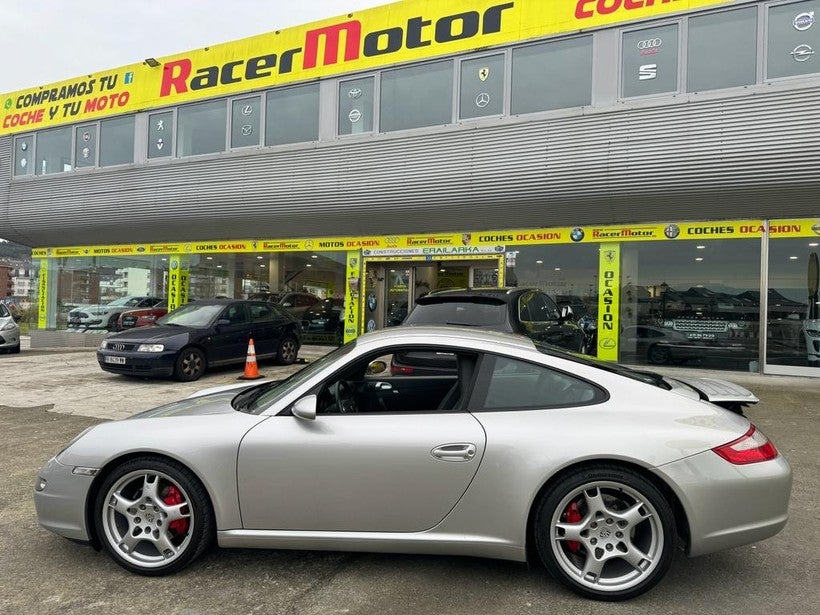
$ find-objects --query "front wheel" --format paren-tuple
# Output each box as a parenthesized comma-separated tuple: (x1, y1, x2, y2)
(93, 457, 214, 576)
(647, 344, 671, 365)
(174, 347, 205, 381)
(534, 465, 676, 601)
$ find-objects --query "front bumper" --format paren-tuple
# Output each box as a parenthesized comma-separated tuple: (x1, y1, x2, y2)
(97, 349, 177, 377)
(34, 457, 95, 542)
(0, 330, 20, 348)
(654, 450, 792, 557)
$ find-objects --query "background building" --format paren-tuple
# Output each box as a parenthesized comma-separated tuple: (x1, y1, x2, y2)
(1, 0, 819, 376)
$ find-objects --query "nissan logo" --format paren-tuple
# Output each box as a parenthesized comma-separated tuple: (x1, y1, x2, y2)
(637, 38, 663, 50)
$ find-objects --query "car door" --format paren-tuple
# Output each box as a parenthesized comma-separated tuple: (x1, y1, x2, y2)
(209, 303, 251, 364)
(248, 301, 280, 358)
(236, 349, 487, 532)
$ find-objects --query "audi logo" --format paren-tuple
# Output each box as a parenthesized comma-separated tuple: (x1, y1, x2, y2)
(113, 343, 126, 351)
(637, 38, 663, 50)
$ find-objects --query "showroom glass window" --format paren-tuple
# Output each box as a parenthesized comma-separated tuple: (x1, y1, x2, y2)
(511, 36, 593, 114)
(339, 77, 375, 136)
(148, 111, 174, 159)
(13, 135, 34, 177)
(74, 125, 97, 169)
(100, 116, 135, 166)
(766, 233, 820, 371)
(687, 7, 757, 92)
(460, 54, 504, 120)
(231, 96, 261, 149)
(620, 238, 761, 371)
(622, 24, 679, 98)
(380, 61, 453, 132)
(177, 100, 227, 157)
(507, 244, 599, 355)
(265, 84, 320, 146)
(35, 126, 72, 175)
(767, 0, 820, 79)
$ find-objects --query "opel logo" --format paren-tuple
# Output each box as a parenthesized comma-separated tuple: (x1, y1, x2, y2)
(792, 44, 815, 62)
(475, 92, 491, 108)
(637, 38, 663, 50)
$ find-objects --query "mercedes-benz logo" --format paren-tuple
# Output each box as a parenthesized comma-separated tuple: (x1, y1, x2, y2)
(475, 92, 491, 108)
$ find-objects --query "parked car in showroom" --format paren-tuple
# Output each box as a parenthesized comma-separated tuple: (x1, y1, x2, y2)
(247, 291, 320, 318)
(301, 297, 344, 343)
(620, 324, 752, 365)
(97, 299, 301, 381)
(69, 296, 164, 331)
(0, 302, 21, 354)
(392, 287, 584, 374)
(37, 327, 790, 601)
(117, 300, 169, 330)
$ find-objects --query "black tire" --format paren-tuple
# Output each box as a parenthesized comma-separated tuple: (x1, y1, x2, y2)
(275, 335, 299, 365)
(647, 344, 671, 365)
(534, 464, 676, 601)
(93, 456, 214, 576)
(10, 343, 21, 354)
(174, 347, 206, 381)
(107, 314, 120, 332)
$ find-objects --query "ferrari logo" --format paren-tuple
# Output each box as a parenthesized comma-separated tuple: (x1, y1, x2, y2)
(479, 67, 490, 81)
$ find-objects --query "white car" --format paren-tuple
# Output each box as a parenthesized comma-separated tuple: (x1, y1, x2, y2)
(0, 303, 21, 353)
(68, 296, 163, 331)
(803, 318, 820, 363)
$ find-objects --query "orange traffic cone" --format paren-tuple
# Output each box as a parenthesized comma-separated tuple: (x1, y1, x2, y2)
(238, 338, 264, 380)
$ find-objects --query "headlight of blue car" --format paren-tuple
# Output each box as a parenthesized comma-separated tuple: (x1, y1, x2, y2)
(137, 344, 165, 352)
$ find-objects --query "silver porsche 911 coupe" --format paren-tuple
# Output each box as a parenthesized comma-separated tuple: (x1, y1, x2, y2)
(34, 327, 791, 601)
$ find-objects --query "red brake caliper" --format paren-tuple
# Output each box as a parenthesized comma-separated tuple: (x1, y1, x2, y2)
(563, 502, 582, 554)
(163, 485, 190, 536)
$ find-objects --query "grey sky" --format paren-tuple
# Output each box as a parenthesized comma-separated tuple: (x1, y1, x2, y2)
(0, 0, 390, 94)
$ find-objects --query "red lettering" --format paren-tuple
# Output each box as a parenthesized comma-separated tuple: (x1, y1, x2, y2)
(624, 0, 645, 8)
(160, 59, 192, 97)
(597, 0, 622, 15)
(2, 108, 45, 128)
(303, 21, 362, 69)
(575, 0, 596, 18)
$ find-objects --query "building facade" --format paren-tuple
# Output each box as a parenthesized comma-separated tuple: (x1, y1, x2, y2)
(1, 0, 819, 375)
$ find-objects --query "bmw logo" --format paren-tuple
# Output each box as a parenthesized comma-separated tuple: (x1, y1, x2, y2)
(664, 224, 680, 239)
(570, 228, 585, 242)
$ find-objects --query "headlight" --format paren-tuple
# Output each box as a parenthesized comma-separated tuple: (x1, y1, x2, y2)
(806, 329, 820, 337)
(99, 341, 108, 350)
(144, 315, 158, 321)
(90, 310, 108, 316)
(0, 321, 16, 331)
(137, 344, 165, 352)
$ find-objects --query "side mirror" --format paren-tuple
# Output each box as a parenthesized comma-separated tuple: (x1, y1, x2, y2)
(216, 319, 231, 327)
(12, 313, 22, 323)
(367, 360, 387, 376)
(292, 395, 317, 421)
(560, 306, 573, 321)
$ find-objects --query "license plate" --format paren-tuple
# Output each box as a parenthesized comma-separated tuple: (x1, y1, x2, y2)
(105, 356, 126, 365)
(69, 318, 81, 324)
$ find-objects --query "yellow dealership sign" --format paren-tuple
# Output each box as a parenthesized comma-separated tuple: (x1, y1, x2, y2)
(1, 0, 731, 135)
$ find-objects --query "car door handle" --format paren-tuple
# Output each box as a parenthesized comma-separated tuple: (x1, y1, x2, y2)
(431, 443, 477, 462)
(374, 382, 392, 391)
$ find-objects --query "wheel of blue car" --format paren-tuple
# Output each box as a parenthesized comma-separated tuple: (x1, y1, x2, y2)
(534, 464, 676, 601)
(275, 336, 299, 365)
(174, 347, 205, 381)
(94, 457, 214, 576)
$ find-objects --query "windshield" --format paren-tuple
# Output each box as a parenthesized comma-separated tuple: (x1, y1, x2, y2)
(157, 303, 224, 327)
(404, 299, 506, 327)
(244, 341, 358, 414)
(0, 304, 10, 318)
(535, 343, 671, 390)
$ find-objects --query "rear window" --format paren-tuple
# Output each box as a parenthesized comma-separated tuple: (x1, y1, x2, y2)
(404, 298, 506, 327)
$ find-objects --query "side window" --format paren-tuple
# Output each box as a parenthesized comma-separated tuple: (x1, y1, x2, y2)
(477, 355, 603, 410)
(222, 304, 249, 325)
(538, 293, 562, 321)
(519, 292, 534, 322)
(250, 303, 275, 322)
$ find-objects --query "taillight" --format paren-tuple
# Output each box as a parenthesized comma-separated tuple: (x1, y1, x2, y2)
(712, 425, 778, 465)
(390, 363, 414, 376)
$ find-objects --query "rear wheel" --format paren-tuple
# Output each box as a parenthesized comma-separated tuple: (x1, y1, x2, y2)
(93, 457, 214, 576)
(276, 336, 299, 365)
(534, 465, 676, 601)
(174, 347, 205, 381)
(647, 344, 671, 365)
